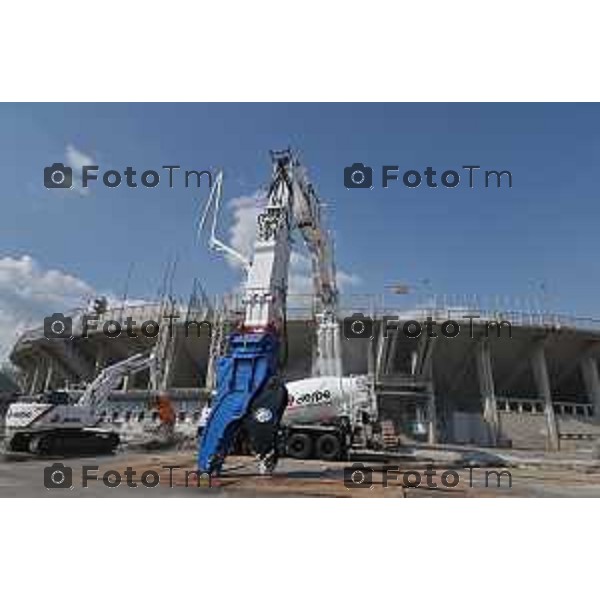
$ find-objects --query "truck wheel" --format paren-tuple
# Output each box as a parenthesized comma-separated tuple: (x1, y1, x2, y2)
(315, 433, 341, 461)
(28, 435, 41, 454)
(286, 432, 312, 460)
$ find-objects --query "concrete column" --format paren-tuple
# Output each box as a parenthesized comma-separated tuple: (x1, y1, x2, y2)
(162, 333, 178, 390)
(427, 394, 438, 444)
(580, 356, 600, 422)
(367, 334, 375, 379)
(23, 369, 33, 394)
(531, 344, 559, 451)
(43, 360, 54, 391)
(374, 326, 387, 382)
(384, 325, 399, 375)
(425, 361, 437, 444)
(29, 363, 40, 394)
(476, 339, 499, 446)
(95, 345, 106, 376)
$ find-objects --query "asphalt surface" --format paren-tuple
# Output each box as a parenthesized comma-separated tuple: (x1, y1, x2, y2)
(3, 446, 600, 497)
(0, 452, 188, 497)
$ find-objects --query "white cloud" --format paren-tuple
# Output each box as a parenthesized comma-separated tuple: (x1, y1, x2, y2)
(0, 255, 170, 361)
(337, 270, 362, 289)
(227, 192, 264, 267)
(65, 143, 94, 196)
(0, 255, 96, 359)
(225, 192, 362, 300)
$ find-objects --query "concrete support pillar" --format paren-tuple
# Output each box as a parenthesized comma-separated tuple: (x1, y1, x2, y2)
(580, 355, 600, 422)
(384, 327, 399, 375)
(43, 359, 54, 391)
(476, 339, 499, 446)
(29, 363, 40, 394)
(367, 334, 375, 379)
(375, 327, 386, 382)
(162, 337, 177, 390)
(95, 345, 106, 376)
(531, 344, 559, 451)
(23, 368, 34, 394)
(426, 361, 437, 444)
(427, 394, 437, 444)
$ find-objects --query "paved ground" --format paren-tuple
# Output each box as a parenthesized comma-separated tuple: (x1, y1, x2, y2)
(3, 446, 600, 497)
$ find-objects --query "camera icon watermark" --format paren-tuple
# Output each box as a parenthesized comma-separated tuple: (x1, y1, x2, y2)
(44, 463, 73, 489)
(44, 313, 73, 340)
(344, 463, 373, 488)
(344, 162, 373, 189)
(343, 313, 374, 339)
(44, 163, 73, 189)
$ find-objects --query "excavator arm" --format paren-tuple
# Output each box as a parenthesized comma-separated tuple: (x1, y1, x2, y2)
(288, 158, 341, 377)
(77, 352, 157, 408)
(198, 150, 339, 474)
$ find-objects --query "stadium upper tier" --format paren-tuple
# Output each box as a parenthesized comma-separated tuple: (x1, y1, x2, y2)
(9, 297, 600, 450)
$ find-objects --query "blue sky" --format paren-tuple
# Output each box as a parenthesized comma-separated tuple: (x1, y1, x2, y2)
(1, 102, 600, 353)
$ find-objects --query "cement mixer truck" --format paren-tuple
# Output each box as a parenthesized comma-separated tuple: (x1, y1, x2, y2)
(281, 375, 379, 460)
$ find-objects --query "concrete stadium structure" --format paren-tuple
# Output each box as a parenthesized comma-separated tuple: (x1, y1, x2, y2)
(8, 296, 600, 451)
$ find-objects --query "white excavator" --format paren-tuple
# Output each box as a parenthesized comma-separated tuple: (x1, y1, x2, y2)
(3, 351, 173, 455)
(4, 292, 180, 456)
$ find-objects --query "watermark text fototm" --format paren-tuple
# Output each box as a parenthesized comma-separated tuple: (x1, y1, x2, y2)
(44, 163, 213, 190)
(43, 312, 212, 341)
(344, 463, 512, 490)
(44, 463, 212, 490)
(344, 163, 512, 190)
(343, 313, 512, 340)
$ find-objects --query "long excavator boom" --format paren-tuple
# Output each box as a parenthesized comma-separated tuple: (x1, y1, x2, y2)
(77, 352, 157, 407)
(198, 150, 340, 474)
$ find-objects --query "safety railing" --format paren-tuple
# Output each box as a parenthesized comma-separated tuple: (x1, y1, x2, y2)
(553, 402, 595, 418)
(496, 396, 595, 419)
(496, 397, 545, 414)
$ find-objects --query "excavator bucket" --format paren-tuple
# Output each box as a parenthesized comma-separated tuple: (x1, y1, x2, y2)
(198, 331, 281, 474)
(242, 376, 288, 459)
